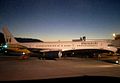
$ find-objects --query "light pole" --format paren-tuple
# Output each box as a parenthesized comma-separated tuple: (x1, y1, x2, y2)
(112, 33, 116, 40)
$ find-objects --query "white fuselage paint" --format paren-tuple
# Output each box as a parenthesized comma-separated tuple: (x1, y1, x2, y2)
(19, 40, 117, 52)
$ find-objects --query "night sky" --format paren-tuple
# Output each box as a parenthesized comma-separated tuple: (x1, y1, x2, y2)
(0, 0, 120, 41)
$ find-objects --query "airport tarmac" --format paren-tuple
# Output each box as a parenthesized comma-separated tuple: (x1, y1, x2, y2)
(0, 56, 120, 81)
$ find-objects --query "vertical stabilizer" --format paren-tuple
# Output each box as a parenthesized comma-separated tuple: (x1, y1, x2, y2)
(2, 26, 18, 44)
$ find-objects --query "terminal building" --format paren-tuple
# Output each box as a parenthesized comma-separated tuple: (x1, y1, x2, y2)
(111, 34, 120, 53)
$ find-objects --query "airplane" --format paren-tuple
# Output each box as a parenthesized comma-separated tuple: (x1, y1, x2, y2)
(1, 26, 118, 59)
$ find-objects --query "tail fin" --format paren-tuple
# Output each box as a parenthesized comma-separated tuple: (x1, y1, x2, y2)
(2, 25, 18, 44)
